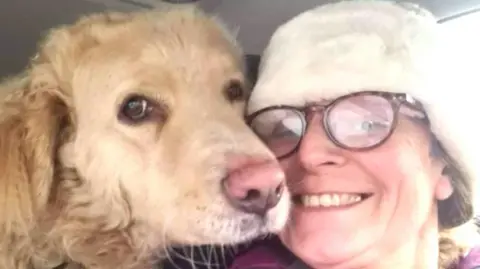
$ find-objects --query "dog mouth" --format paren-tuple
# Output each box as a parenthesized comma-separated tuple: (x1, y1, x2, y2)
(222, 189, 291, 242)
(292, 192, 373, 208)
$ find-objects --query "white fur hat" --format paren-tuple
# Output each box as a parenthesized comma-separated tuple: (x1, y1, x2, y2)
(248, 0, 479, 221)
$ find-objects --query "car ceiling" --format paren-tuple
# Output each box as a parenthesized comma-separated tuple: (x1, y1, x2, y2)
(1, 0, 480, 78)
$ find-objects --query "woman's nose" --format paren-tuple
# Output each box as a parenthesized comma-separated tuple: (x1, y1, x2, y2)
(297, 114, 346, 171)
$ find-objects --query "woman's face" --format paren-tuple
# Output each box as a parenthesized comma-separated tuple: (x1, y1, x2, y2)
(278, 112, 453, 267)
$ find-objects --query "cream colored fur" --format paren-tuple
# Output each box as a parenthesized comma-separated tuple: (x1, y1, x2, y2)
(248, 0, 479, 210)
(0, 6, 290, 269)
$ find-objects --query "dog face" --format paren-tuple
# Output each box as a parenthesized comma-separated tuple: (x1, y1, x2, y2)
(12, 7, 290, 249)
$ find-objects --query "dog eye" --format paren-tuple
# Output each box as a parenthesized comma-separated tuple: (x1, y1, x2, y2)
(223, 79, 245, 103)
(118, 95, 166, 124)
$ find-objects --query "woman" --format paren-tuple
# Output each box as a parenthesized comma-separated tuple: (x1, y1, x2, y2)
(230, 1, 480, 268)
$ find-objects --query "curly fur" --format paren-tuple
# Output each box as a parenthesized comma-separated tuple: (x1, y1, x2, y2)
(0, 6, 290, 269)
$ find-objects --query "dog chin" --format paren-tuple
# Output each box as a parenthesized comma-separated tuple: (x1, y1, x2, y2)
(176, 191, 291, 245)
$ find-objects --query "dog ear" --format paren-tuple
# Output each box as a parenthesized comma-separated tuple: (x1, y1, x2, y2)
(0, 77, 72, 269)
(0, 19, 82, 245)
(0, 11, 136, 219)
(0, 19, 87, 266)
(0, 82, 70, 233)
(0, 12, 143, 266)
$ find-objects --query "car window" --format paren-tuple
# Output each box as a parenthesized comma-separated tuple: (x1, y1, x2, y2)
(441, 10, 480, 82)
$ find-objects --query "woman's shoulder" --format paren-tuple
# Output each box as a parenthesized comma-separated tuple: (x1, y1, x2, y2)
(229, 241, 480, 269)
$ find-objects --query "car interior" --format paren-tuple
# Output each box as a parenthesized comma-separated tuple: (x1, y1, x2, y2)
(1, 0, 480, 268)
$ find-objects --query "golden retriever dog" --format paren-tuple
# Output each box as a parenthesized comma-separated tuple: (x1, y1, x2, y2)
(0, 5, 290, 269)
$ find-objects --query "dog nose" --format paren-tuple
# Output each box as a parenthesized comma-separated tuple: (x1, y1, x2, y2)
(221, 154, 285, 216)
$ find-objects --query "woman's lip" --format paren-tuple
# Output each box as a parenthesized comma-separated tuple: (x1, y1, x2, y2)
(292, 193, 373, 208)
(291, 192, 374, 198)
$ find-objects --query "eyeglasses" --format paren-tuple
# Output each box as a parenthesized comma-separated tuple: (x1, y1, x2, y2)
(246, 91, 427, 160)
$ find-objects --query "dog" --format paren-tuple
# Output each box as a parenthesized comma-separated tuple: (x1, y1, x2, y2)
(0, 5, 290, 269)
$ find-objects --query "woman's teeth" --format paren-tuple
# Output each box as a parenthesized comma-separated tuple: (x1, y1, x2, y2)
(298, 193, 366, 207)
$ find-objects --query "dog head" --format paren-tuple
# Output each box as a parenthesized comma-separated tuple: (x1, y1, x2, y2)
(0, 6, 290, 252)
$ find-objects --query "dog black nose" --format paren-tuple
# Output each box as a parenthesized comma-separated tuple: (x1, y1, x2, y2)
(221, 155, 285, 216)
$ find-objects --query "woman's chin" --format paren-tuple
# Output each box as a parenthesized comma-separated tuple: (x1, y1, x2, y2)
(283, 232, 368, 267)
(280, 201, 380, 267)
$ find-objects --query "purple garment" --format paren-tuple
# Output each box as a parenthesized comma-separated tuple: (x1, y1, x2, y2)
(230, 245, 285, 269)
(230, 237, 296, 269)
(230, 237, 480, 269)
(456, 247, 480, 269)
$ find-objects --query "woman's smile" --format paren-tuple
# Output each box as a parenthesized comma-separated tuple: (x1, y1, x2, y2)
(292, 192, 373, 208)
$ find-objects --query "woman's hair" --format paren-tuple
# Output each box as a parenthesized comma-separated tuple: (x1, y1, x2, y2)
(430, 135, 478, 268)
(406, 115, 477, 268)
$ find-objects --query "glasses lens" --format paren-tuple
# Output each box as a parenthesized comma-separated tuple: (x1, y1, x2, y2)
(249, 108, 304, 158)
(326, 94, 395, 149)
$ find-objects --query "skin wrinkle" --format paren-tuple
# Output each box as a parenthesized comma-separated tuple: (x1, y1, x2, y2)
(247, 88, 468, 269)
(278, 113, 446, 268)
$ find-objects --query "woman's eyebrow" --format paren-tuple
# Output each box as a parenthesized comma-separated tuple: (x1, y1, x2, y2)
(399, 106, 426, 119)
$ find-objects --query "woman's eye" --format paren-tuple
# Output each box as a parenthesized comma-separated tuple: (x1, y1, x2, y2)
(358, 120, 389, 132)
(118, 95, 154, 124)
(272, 124, 291, 137)
(272, 122, 301, 138)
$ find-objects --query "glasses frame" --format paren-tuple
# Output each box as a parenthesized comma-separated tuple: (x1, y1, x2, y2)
(246, 91, 427, 160)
